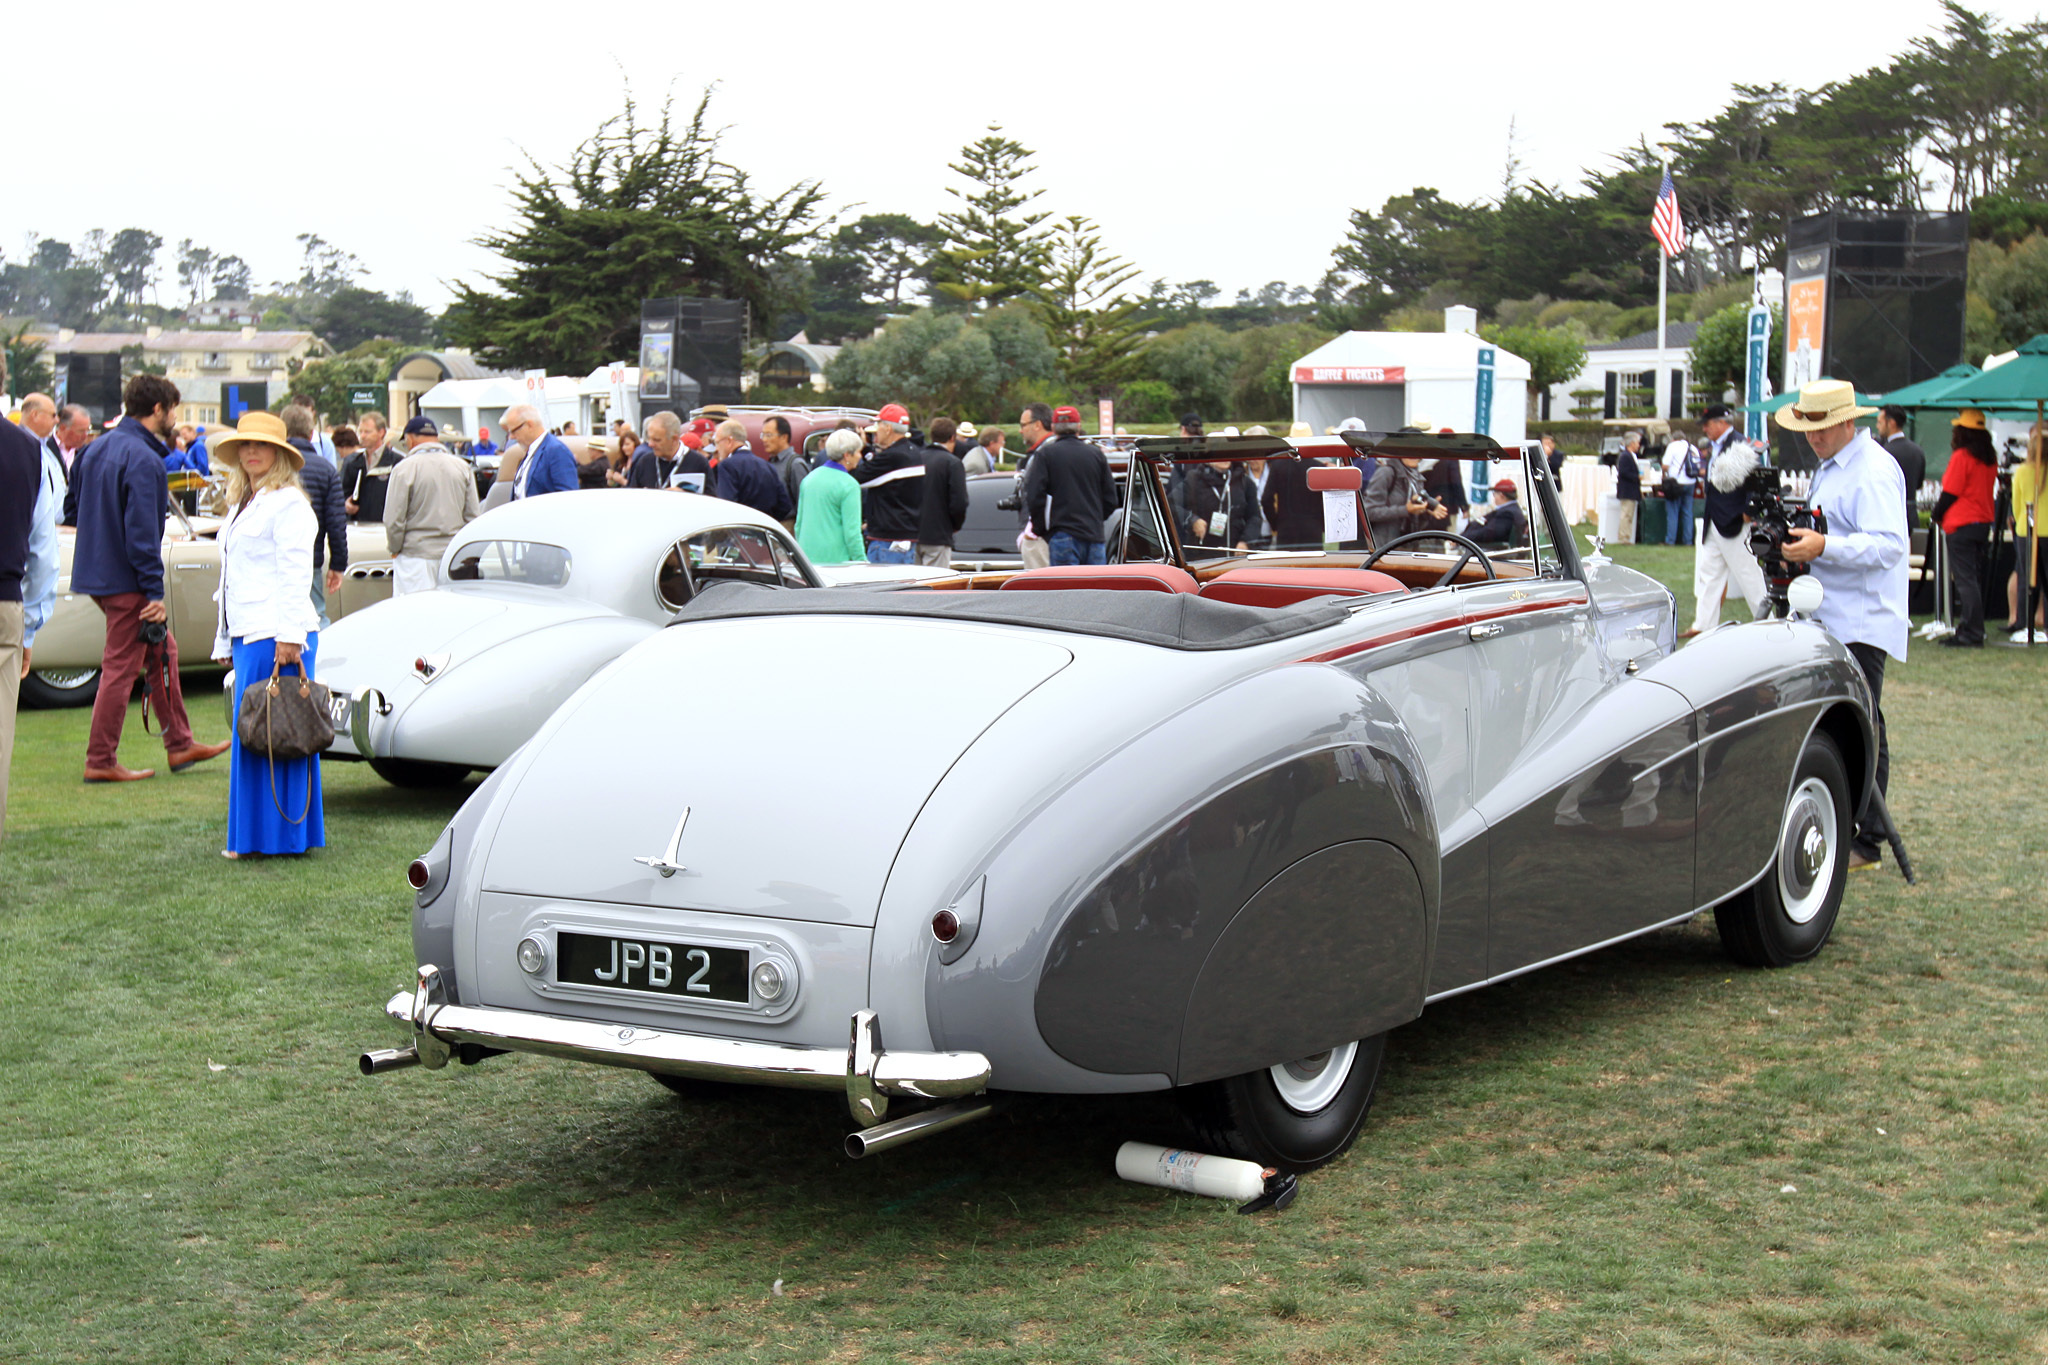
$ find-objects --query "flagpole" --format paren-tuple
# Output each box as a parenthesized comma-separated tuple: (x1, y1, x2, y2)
(1657, 155, 1669, 424)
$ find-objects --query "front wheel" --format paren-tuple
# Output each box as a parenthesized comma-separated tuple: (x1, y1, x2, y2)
(1179, 1034, 1387, 1171)
(20, 667, 102, 708)
(368, 758, 472, 789)
(1715, 731, 1852, 967)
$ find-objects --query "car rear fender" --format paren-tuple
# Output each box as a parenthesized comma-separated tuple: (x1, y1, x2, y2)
(892, 658, 1438, 1094)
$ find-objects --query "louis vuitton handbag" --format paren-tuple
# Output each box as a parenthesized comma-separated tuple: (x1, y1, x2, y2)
(237, 659, 335, 761)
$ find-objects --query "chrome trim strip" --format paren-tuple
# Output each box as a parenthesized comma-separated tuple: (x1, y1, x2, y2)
(374, 986, 992, 1103)
(1424, 907, 1704, 1004)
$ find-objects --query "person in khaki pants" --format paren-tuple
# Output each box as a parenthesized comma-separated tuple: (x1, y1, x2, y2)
(2, 400, 61, 841)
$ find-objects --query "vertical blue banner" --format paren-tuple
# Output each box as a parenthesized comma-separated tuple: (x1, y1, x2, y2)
(1473, 347, 1495, 503)
(1744, 305, 1771, 444)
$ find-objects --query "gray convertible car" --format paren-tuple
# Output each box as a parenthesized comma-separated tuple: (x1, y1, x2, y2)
(363, 432, 1876, 1172)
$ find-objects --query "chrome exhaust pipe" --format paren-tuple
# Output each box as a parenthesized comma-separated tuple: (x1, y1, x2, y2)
(843, 1097, 994, 1159)
(360, 1046, 421, 1075)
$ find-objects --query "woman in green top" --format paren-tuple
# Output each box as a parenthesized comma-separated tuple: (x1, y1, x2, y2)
(796, 428, 867, 565)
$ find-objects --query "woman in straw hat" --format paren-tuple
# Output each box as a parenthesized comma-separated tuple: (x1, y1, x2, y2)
(1933, 409, 1998, 647)
(208, 411, 325, 857)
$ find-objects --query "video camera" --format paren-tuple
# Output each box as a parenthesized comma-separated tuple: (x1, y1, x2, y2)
(1710, 444, 1826, 619)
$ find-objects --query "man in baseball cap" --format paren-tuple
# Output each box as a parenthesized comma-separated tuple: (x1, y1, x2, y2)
(1022, 403, 1116, 565)
(851, 403, 923, 563)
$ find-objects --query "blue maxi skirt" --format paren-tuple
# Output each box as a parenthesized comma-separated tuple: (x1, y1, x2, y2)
(226, 634, 327, 856)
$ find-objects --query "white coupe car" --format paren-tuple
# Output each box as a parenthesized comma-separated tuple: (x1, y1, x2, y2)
(316, 489, 944, 786)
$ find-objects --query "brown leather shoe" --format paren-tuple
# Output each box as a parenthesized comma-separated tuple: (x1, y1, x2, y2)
(166, 740, 231, 773)
(84, 765, 155, 783)
(1677, 628, 1701, 640)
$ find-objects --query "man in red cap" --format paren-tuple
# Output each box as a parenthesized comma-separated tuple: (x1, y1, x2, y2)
(851, 403, 923, 563)
(1461, 478, 1527, 548)
(1021, 405, 1116, 566)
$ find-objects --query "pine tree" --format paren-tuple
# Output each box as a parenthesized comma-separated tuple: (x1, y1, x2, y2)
(1032, 216, 1144, 393)
(932, 125, 1052, 309)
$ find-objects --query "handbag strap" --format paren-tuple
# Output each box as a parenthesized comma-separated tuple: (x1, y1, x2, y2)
(263, 689, 313, 827)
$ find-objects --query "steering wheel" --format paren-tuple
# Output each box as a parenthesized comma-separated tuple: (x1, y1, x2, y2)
(1361, 529, 1500, 588)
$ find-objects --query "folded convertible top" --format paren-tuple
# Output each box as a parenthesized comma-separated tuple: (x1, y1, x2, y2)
(666, 581, 1353, 652)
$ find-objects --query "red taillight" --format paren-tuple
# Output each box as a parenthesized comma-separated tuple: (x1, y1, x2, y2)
(407, 860, 432, 890)
(930, 909, 959, 943)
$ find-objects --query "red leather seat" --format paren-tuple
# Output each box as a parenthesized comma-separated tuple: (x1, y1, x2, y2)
(1000, 564, 1200, 594)
(1197, 567, 1407, 609)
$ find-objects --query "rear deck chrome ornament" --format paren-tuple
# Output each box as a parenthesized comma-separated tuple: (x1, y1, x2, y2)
(633, 806, 692, 878)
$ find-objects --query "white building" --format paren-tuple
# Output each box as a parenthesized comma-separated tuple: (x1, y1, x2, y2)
(1545, 322, 1700, 424)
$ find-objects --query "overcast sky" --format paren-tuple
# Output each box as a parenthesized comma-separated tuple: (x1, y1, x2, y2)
(10, 0, 2037, 322)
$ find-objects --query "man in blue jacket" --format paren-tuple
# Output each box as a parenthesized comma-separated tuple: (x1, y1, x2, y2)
(502, 406, 577, 498)
(69, 376, 227, 783)
(708, 418, 794, 521)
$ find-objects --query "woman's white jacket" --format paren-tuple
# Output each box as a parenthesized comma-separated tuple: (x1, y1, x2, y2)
(212, 486, 320, 656)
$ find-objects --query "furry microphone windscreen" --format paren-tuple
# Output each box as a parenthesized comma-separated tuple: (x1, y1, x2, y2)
(1709, 441, 1761, 492)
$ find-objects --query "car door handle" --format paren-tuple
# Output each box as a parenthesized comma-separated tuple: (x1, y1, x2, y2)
(1467, 623, 1504, 640)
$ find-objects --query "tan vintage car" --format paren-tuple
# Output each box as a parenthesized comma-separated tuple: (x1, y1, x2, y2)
(24, 494, 394, 708)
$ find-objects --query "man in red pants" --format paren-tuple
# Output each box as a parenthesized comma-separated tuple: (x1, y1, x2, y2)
(67, 375, 228, 782)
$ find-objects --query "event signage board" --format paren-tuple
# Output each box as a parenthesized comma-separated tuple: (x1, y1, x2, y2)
(1098, 398, 1114, 436)
(1472, 346, 1495, 502)
(346, 382, 386, 413)
(1293, 366, 1407, 385)
(1744, 304, 1772, 443)
(1784, 246, 1829, 393)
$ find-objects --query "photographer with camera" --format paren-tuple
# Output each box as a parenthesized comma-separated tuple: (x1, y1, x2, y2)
(69, 375, 228, 784)
(1685, 404, 1769, 639)
(1776, 380, 1910, 871)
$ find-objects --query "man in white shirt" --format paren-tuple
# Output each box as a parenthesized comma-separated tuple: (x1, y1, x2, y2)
(1778, 380, 1909, 870)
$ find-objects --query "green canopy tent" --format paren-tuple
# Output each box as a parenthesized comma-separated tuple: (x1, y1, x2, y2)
(1930, 335, 2048, 648)
(1931, 335, 2048, 417)
(1876, 364, 1980, 408)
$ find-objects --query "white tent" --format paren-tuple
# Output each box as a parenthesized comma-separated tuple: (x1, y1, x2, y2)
(1290, 325, 1530, 447)
(578, 363, 641, 433)
(417, 374, 578, 443)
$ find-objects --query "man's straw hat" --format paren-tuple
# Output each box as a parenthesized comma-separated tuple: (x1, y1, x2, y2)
(210, 411, 303, 472)
(1775, 379, 1877, 432)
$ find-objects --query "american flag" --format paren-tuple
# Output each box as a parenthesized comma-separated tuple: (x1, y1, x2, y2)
(1651, 170, 1688, 258)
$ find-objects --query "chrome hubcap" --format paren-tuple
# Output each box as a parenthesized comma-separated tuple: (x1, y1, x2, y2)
(1777, 777, 1838, 925)
(1268, 1040, 1359, 1114)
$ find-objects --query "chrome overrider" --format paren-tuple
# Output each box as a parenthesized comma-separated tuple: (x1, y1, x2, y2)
(360, 966, 994, 1135)
(347, 687, 391, 759)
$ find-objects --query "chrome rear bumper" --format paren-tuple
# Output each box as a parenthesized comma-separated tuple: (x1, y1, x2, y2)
(363, 965, 991, 1126)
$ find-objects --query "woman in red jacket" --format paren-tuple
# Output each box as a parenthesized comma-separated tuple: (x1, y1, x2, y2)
(1934, 409, 1999, 648)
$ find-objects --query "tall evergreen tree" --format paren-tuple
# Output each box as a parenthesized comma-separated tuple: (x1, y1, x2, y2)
(449, 89, 826, 374)
(1032, 215, 1144, 393)
(932, 125, 1052, 309)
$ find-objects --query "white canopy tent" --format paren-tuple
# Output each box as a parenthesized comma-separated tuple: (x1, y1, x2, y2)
(1290, 326, 1530, 447)
(578, 363, 641, 434)
(417, 374, 579, 444)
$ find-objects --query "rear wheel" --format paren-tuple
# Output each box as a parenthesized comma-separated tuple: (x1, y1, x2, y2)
(1715, 732, 1851, 967)
(368, 758, 472, 789)
(20, 667, 101, 708)
(1179, 1034, 1387, 1171)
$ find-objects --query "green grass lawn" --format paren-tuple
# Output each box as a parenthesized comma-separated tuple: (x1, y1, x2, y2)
(2, 569, 2044, 1363)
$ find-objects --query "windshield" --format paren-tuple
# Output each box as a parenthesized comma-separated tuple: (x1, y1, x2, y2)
(445, 540, 572, 587)
(1140, 450, 1547, 571)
